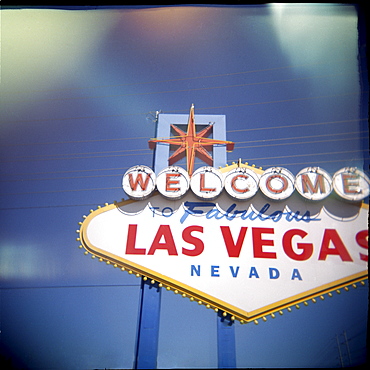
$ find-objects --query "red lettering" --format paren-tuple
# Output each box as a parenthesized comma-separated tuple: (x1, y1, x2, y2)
(252, 227, 276, 259)
(282, 229, 313, 261)
(220, 226, 248, 257)
(148, 225, 178, 255)
(125, 224, 146, 255)
(231, 174, 249, 193)
(166, 173, 180, 192)
(318, 229, 353, 261)
(341, 174, 359, 194)
(265, 175, 288, 194)
(182, 226, 204, 256)
(128, 173, 151, 191)
(301, 174, 326, 194)
(200, 173, 216, 192)
(356, 230, 368, 262)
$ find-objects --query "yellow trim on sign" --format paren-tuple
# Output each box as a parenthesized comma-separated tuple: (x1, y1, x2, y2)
(78, 193, 368, 323)
(218, 161, 265, 175)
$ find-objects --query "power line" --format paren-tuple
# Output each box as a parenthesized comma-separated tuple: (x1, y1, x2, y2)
(2, 72, 351, 103)
(232, 149, 365, 163)
(1, 156, 366, 186)
(0, 136, 151, 148)
(0, 160, 368, 210)
(234, 130, 366, 145)
(0, 173, 123, 183)
(0, 151, 366, 196)
(244, 157, 367, 171)
(2, 151, 366, 181)
(1, 147, 152, 161)
(0, 151, 152, 163)
(0, 203, 110, 211)
(2, 91, 362, 125)
(1, 284, 141, 289)
(1, 118, 366, 148)
(1, 133, 366, 164)
(0, 166, 130, 177)
(194, 92, 362, 113)
(0, 58, 355, 96)
(236, 135, 368, 150)
(227, 118, 368, 133)
(0, 186, 122, 196)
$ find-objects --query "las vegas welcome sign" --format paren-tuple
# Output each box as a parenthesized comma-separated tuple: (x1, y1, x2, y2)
(77, 106, 368, 323)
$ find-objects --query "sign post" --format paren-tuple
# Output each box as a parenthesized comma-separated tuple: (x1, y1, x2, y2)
(217, 312, 236, 368)
(134, 279, 162, 369)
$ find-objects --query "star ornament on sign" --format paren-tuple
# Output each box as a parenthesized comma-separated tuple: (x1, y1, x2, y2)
(148, 104, 235, 176)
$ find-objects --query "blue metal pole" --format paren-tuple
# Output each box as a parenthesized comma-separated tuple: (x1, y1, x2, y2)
(134, 279, 162, 369)
(217, 312, 236, 368)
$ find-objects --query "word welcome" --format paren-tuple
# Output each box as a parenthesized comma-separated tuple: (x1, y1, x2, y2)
(122, 165, 369, 202)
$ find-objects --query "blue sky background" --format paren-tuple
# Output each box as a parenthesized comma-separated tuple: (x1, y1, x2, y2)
(0, 4, 368, 369)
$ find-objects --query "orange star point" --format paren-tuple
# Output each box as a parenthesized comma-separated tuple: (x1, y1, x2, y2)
(148, 105, 234, 176)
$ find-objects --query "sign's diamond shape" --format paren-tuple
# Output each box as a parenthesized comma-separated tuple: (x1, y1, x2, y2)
(79, 175, 368, 322)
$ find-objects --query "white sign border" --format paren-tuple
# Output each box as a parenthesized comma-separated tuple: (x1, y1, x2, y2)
(77, 192, 368, 324)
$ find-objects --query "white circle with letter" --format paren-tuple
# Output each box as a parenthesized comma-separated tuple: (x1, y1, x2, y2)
(122, 165, 156, 200)
(259, 167, 295, 200)
(224, 167, 260, 200)
(190, 166, 224, 200)
(332, 167, 370, 201)
(295, 167, 332, 201)
(156, 166, 190, 199)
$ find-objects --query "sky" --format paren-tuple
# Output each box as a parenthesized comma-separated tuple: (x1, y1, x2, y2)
(0, 4, 368, 369)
